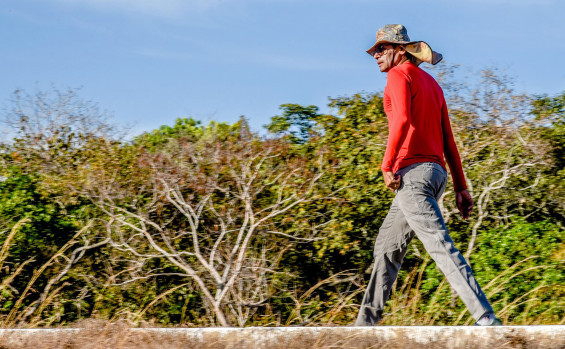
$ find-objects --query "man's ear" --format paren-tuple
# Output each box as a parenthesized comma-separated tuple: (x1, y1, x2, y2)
(396, 45, 407, 54)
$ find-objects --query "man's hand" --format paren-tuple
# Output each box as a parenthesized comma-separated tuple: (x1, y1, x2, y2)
(456, 189, 473, 219)
(382, 170, 401, 192)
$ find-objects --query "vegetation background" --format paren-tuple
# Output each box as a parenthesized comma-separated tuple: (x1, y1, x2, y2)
(0, 66, 563, 327)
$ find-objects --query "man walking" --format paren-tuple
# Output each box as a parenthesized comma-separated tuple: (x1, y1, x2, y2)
(355, 24, 501, 326)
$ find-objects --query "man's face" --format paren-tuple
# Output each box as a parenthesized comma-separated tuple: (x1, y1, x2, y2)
(372, 43, 400, 72)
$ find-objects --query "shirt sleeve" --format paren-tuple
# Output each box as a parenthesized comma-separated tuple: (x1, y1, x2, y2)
(441, 99, 467, 191)
(381, 69, 411, 172)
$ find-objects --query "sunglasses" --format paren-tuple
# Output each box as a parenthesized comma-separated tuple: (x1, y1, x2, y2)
(372, 43, 395, 55)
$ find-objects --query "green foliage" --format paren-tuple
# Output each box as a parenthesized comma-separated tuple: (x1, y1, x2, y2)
(266, 104, 323, 144)
(0, 168, 77, 259)
(471, 219, 564, 324)
(531, 91, 565, 221)
(135, 117, 245, 152)
(0, 80, 563, 327)
(0, 165, 90, 325)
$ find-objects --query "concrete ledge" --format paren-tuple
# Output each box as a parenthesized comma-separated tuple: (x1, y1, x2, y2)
(0, 325, 563, 348)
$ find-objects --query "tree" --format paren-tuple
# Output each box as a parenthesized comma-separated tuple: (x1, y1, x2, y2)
(437, 69, 552, 257)
(78, 119, 331, 326)
(0, 88, 116, 325)
(531, 91, 565, 223)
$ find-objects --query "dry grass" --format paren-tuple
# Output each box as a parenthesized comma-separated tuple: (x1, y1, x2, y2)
(376, 255, 564, 327)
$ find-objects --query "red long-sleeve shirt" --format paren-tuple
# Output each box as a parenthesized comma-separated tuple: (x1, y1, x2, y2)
(381, 61, 467, 192)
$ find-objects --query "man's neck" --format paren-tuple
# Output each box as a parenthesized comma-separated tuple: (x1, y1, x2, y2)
(389, 59, 411, 72)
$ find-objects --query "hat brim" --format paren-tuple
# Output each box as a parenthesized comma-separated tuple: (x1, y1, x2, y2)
(366, 40, 443, 66)
(405, 41, 443, 65)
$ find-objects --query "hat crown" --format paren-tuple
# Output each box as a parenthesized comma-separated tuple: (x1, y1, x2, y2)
(376, 24, 411, 44)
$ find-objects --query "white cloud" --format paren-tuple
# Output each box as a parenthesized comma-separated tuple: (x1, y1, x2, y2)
(50, 0, 227, 18)
(248, 51, 348, 71)
(131, 47, 196, 60)
(132, 44, 348, 71)
(444, 0, 554, 4)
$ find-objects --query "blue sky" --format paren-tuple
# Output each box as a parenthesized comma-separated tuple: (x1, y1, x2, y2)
(1, 0, 564, 135)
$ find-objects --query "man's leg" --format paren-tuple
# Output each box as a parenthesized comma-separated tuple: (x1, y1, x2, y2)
(355, 197, 415, 326)
(396, 162, 494, 321)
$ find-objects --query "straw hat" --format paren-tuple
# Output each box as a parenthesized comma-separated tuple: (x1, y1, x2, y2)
(367, 24, 443, 66)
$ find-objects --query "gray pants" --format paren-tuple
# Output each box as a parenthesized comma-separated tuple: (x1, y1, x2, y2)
(355, 162, 493, 325)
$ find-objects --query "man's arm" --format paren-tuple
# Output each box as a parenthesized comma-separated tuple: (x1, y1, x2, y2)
(441, 100, 473, 219)
(381, 69, 411, 174)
